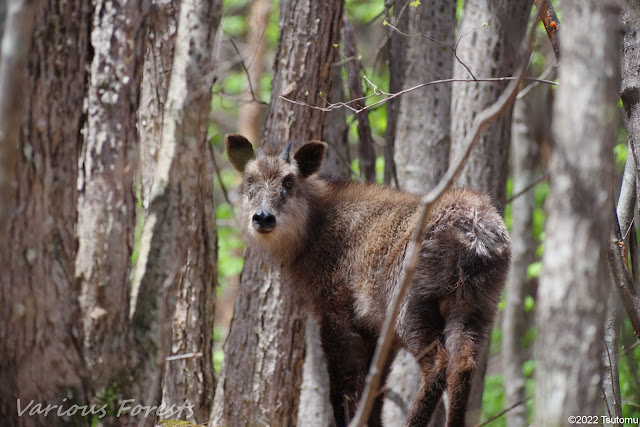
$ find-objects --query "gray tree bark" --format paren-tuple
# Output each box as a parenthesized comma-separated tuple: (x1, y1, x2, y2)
(75, 0, 146, 398)
(137, 2, 219, 423)
(0, 0, 38, 232)
(450, 1, 532, 422)
(392, 0, 454, 194)
(501, 88, 543, 427)
(129, 0, 220, 425)
(623, 0, 640, 216)
(384, 0, 409, 187)
(138, 0, 179, 210)
(0, 0, 90, 423)
(210, 0, 344, 425)
(382, 1, 455, 425)
(534, 1, 621, 424)
(451, 0, 532, 208)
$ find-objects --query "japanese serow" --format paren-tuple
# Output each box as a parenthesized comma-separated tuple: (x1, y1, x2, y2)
(226, 134, 511, 427)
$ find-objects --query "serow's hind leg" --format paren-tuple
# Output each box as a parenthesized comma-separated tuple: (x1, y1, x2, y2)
(403, 337, 449, 427)
(443, 316, 486, 427)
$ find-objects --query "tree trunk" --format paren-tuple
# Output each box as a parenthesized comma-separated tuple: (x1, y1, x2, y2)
(384, 0, 408, 187)
(137, 2, 219, 423)
(450, 1, 532, 422)
(129, 0, 220, 425)
(138, 0, 179, 210)
(75, 0, 145, 398)
(392, 0, 454, 194)
(161, 171, 217, 423)
(382, 1, 455, 425)
(622, 0, 640, 203)
(501, 90, 542, 427)
(0, 0, 38, 231)
(534, 1, 621, 424)
(0, 0, 90, 423)
(210, 0, 344, 425)
(451, 0, 532, 209)
(296, 65, 349, 427)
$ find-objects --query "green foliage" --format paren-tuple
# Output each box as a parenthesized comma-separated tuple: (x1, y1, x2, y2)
(345, 0, 386, 24)
(481, 374, 505, 427)
(213, 326, 227, 374)
(130, 181, 145, 279)
(216, 203, 245, 288)
(619, 321, 640, 419)
(615, 142, 628, 170)
(526, 261, 542, 280)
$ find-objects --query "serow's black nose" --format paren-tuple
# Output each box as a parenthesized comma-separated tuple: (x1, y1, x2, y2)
(252, 210, 276, 233)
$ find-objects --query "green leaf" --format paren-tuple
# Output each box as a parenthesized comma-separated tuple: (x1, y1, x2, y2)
(409, 0, 421, 7)
(524, 295, 535, 312)
(527, 261, 542, 279)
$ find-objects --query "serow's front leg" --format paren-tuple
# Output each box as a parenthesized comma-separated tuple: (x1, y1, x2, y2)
(320, 320, 384, 427)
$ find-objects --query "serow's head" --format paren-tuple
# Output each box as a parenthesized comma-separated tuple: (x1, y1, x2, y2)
(226, 133, 327, 260)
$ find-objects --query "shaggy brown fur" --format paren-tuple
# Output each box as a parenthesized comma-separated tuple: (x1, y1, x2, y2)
(226, 134, 511, 427)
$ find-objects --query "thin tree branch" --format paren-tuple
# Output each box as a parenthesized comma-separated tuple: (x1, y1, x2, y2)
(348, 10, 537, 424)
(517, 62, 558, 100)
(608, 210, 640, 341)
(506, 170, 549, 204)
(209, 139, 233, 208)
(608, 150, 640, 340)
(621, 340, 640, 357)
(165, 351, 203, 362)
(227, 37, 268, 105)
(281, 76, 557, 114)
(534, 0, 561, 61)
(224, 392, 256, 427)
(475, 397, 533, 427)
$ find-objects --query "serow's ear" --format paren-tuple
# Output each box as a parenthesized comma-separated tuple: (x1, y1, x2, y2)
(294, 141, 327, 178)
(225, 134, 255, 173)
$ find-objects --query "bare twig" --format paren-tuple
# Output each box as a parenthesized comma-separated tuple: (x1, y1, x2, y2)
(165, 351, 203, 362)
(608, 210, 640, 341)
(209, 141, 233, 208)
(224, 392, 256, 427)
(608, 150, 640, 340)
(475, 397, 533, 427)
(534, 0, 561, 61)
(621, 340, 640, 357)
(348, 11, 537, 425)
(386, 19, 488, 80)
(506, 170, 549, 204)
(281, 76, 557, 114)
(517, 62, 558, 100)
(227, 37, 268, 105)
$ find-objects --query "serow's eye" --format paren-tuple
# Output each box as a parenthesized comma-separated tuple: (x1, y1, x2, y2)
(246, 177, 254, 185)
(283, 177, 294, 189)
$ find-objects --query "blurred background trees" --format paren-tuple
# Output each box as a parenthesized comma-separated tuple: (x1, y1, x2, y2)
(0, 0, 639, 426)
